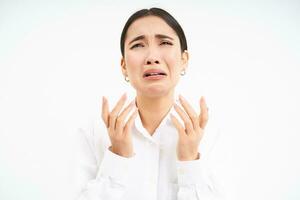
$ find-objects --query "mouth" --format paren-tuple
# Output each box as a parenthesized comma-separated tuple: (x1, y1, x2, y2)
(143, 69, 167, 78)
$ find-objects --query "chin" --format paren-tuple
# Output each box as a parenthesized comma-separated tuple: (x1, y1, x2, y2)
(141, 86, 173, 98)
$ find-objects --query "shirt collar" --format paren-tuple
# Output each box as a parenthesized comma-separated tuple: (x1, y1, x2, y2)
(133, 104, 177, 144)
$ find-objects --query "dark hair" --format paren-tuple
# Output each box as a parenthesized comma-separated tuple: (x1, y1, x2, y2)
(120, 7, 188, 56)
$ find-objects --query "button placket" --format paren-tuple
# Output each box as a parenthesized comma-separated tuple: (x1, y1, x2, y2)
(178, 167, 185, 175)
(146, 141, 160, 197)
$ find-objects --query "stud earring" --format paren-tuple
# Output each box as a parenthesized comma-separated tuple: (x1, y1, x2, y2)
(180, 70, 186, 76)
(124, 76, 129, 82)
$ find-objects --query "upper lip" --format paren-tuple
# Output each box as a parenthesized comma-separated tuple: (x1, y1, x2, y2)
(143, 69, 167, 77)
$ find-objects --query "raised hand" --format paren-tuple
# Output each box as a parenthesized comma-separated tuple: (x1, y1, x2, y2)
(101, 93, 138, 158)
(170, 95, 209, 161)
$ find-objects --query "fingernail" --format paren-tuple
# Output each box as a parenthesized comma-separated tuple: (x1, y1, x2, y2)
(129, 100, 134, 105)
(134, 109, 139, 115)
(173, 103, 179, 109)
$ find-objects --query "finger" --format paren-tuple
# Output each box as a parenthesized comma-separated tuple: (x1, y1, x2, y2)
(123, 108, 139, 135)
(173, 103, 194, 134)
(115, 100, 136, 134)
(101, 96, 109, 128)
(199, 96, 209, 129)
(109, 93, 127, 132)
(170, 113, 186, 138)
(179, 95, 200, 130)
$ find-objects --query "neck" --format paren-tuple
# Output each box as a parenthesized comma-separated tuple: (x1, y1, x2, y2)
(135, 91, 175, 136)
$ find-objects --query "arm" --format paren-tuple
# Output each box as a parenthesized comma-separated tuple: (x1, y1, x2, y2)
(75, 126, 134, 200)
(75, 94, 138, 200)
(171, 95, 227, 200)
(176, 154, 226, 200)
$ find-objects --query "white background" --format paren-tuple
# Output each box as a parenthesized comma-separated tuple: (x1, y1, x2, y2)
(0, 0, 299, 199)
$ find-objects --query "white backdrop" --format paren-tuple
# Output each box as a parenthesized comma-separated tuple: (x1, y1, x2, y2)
(0, 0, 299, 199)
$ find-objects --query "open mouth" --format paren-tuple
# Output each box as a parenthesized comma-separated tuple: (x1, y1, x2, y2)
(143, 72, 167, 78)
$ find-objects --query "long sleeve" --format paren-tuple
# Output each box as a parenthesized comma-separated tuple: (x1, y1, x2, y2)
(74, 107, 229, 200)
(176, 155, 226, 200)
(175, 123, 228, 200)
(75, 124, 134, 200)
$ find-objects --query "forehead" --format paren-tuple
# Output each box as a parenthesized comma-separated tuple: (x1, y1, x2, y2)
(125, 16, 178, 42)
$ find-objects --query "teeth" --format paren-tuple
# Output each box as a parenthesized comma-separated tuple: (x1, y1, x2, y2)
(149, 73, 159, 76)
(145, 72, 165, 77)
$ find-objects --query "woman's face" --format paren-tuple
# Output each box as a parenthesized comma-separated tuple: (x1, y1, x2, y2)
(121, 16, 188, 98)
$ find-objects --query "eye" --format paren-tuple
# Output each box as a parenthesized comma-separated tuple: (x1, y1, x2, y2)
(130, 43, 144, 49)
(160, 41, 173, 46)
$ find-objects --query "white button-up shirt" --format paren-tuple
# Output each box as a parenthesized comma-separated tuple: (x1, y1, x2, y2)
(75, 106, 225, 200)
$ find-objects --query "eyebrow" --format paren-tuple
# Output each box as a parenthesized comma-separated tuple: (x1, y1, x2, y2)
(128, 34, 174, 45)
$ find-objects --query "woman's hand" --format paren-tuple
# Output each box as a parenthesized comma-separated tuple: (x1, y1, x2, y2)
(171, 95, 209, 161)
(101, 93, 138, 158)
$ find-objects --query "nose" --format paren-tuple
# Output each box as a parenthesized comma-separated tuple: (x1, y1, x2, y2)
(145, 47, 160, 65)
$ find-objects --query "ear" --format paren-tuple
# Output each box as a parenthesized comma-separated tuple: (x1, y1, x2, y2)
(120, 57, 127, 76)
(181, 50, 189, 71)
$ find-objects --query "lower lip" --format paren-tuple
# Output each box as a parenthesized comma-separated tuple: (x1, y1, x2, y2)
(143, 75, 166, 80)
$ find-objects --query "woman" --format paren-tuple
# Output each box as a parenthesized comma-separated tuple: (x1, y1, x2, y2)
(76, 7, 225, 200)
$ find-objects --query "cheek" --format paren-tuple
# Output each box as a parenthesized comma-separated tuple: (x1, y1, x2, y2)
(163, 50, 182, 73)
(125, 52, 144, 72)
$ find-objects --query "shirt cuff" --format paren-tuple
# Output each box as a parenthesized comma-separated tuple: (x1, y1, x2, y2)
(176, 153, 209, 186)
(96, 148, 135, 184)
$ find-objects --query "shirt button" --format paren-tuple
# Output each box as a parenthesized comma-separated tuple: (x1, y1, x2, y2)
(150, 179, 157, 188)
(178, 168, 185, 175)
(148, 176, 155, 183)
(147, 140, 155, 147)
(124, 165, 129, 172)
